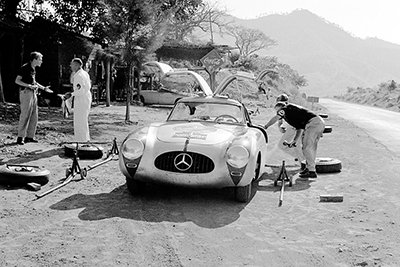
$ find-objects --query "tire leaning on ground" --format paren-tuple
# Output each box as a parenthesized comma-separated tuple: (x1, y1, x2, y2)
(64, 144, 104, 159)
(0, 165, 50, 186)
(323, 125, 333, 133)
(301, 157, 342, 173)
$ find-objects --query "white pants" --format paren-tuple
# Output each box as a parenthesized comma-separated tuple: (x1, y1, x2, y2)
(73, 95, 91, 142)
(302, 116, 325, 172)
(278, 125, 305, 162)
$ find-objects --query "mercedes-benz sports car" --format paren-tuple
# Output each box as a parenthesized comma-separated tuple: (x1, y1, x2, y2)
(119, 77, 268, 202)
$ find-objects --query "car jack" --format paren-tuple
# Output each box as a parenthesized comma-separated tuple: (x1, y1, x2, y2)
(273, 160, 293, 207)
(35, 147, 86, 199)
(35, 138, 119, 199)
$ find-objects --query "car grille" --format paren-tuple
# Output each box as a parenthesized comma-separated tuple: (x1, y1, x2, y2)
(154, 151, 215, 173)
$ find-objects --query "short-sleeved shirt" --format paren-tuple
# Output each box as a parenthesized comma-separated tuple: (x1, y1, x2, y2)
(18, 63, 36, 86)
(277, 103, 316, 129)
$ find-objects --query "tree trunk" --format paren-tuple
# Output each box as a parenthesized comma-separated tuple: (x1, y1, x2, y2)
(125, 65, 132, 122)
(105, 59, 111, 107)
(0, 62, 5, 103)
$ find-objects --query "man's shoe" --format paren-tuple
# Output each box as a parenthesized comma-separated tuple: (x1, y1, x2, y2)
(299, 170, 317, 178)
(16, 137, 24, 145)
(24, 137, 38, 143)
(299, 168, 309, 175)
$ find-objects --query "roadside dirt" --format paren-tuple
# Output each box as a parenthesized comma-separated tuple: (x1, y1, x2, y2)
(1, 102, 400, 267)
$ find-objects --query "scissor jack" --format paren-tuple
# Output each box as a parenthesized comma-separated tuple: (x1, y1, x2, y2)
(273, 160, 293, 207)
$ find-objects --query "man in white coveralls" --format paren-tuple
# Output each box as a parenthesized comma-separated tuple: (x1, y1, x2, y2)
(69, 58, 92, 142)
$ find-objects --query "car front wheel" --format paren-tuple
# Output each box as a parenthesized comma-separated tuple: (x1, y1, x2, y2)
(235, 183, 252, 203)
(126, 178, 145, 195)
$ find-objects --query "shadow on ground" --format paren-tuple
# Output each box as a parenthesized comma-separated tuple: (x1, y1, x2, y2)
(50, 183, 248, 228)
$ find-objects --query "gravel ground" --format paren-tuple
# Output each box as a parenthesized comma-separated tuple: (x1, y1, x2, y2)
(1, 102, 400, 267)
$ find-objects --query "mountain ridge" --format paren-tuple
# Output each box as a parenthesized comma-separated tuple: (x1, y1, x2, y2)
(210, 9, 400, 96)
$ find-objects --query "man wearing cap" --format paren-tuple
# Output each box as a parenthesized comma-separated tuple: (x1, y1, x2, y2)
(68, 58, 92, 142)
(264, 101, 325, 178)
(275, 94, 305, 163)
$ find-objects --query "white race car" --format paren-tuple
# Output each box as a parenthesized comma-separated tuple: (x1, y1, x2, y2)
(119, 76, 268, 202)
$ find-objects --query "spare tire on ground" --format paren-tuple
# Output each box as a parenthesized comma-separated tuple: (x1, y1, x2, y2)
(0, 165, 50, 186)
(301, 157, 342, 173)
(323, 126, 333, 133)
(319, 113, 329, 119)
(64, 144, 104, 159)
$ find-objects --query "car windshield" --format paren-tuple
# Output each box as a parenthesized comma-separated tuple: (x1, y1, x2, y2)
(160, 74, 202, 94)
(168, 102, 244, 124)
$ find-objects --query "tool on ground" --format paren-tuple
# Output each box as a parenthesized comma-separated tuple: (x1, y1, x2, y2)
(273, 160, 293, 207)
(35, 138, 119, 199)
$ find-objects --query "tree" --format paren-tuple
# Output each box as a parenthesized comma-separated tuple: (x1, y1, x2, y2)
(164, 1, 229, 43)
(226, 25, 276, 58)
(93, 0, 203, 121)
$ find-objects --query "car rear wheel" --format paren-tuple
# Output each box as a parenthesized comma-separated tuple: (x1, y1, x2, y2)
(133, 95, 145, 105)
(126, 177, 145, 195)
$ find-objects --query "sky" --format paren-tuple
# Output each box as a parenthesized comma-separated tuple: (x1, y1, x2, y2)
(209, 0, 400, 45)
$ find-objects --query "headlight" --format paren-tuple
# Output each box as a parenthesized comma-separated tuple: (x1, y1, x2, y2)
(226, 145, 249, 168)
(122, 139, 144, 160)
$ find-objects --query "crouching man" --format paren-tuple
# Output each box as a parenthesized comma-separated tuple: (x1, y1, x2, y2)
(264, 101, 325, 178)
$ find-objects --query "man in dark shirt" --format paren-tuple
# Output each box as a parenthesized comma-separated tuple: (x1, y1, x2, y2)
(15, 52, 51, 145)
(264, 101, 325, 178)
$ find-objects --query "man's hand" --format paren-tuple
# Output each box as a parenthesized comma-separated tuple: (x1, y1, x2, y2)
(283, 140, 297, 148)
(43, 86, 53, 93)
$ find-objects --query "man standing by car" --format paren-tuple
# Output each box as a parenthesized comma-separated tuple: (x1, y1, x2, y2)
(275, 94, 305, 164)
(15, 52, 52, 145)
(68, 58, 92, 142)
(264, 101, 325, 178)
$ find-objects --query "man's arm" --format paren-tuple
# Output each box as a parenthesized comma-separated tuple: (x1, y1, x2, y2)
(264, 115, 281, 129)
(15, 75, 37, 90)
(71, 74, 87, 97)
(288, 129, 303, 146)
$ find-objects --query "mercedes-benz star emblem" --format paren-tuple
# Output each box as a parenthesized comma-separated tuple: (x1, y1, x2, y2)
(174, 153, 193, 171)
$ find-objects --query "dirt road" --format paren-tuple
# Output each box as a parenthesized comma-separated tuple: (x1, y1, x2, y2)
(321, 98, 400, 155)
(1, 103, 400, 266)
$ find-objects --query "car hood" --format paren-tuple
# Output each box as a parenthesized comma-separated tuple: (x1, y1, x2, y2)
(155, 122, 247, 145)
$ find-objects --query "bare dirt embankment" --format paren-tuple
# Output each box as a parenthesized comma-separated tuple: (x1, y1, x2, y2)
(1, 101, 400, 266)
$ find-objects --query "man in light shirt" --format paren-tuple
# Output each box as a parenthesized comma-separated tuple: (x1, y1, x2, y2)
(69, 58, 92, 142)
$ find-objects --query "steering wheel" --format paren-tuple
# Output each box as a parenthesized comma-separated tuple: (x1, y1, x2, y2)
(214, 114, 239, 123)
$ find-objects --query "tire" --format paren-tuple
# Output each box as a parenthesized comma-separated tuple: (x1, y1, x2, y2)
(254, 156, 261, 181)
(319, 113, 329, 119)
(64, 144, 104, 159)
(126, 177, 145, 195)
(301, 157, 342, 173)
(0, 165, 50, 185)
(235, 182, 252, 203)
(323, 126, 333, 133)
(133, 95, 145, 105)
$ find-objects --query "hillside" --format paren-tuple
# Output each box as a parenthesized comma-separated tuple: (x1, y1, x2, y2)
(335, 80, 400, 112)
(207, 9, 400, 97)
